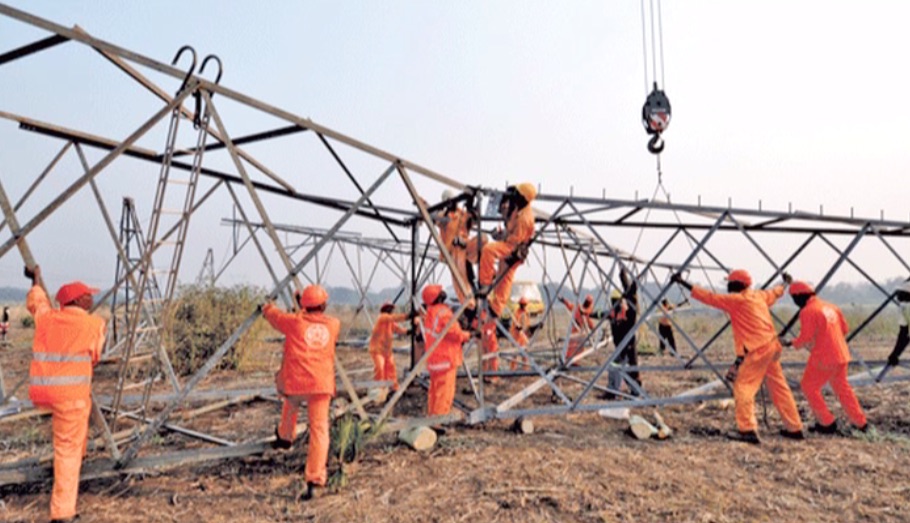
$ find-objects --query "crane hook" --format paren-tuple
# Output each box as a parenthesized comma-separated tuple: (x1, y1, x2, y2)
(641, 82, 671, 154)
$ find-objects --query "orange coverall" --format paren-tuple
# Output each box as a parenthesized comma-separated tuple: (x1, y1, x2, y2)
(509, 307, 530, 370)
(791, 296, 867, 428)
(436, 207, 471, 303)
(263, 303, 340, 487)
(368, 312, 408, 390)
(27, 285, 105, 521)
(479, 204, 535, 317)
(691, 285, 803, 433)
(424, 303, 470, 416)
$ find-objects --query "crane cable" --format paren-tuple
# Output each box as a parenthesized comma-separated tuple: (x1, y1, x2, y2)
(640, 0, 671, 155)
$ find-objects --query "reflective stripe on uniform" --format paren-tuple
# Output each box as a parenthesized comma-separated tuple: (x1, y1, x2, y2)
(30, 375, 91, 386)
(32, 352, 92, 363)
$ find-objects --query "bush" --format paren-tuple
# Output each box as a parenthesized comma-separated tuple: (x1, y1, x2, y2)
(164, 284, 269, 375)
(20, 315, 34, 328)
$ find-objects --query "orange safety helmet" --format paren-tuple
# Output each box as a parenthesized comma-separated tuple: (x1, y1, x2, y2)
(56, 281, 100, 306)
(422, 284, 444, 305)
(789, 281, 815, 296)
(515, 182, 537, 203)
(518, 296, 529, 306)
(726, 269, 752, 288)
(583, 294, 594, 305)
(298, 284, 328, 308)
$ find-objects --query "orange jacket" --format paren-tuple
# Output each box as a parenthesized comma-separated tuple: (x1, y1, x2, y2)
(263, 303, 340, 396)
(562, 299, 594, 333)
(424, 303, 470, 374)
(691, 285, 785, 357)
(504, 205, 535, 247)
(369, 312, 408, 354)
(436, 207, 468, 259)
(27, 285, 105, 405)
(792, 296, 851, 366)
(510, 308, 530, 342)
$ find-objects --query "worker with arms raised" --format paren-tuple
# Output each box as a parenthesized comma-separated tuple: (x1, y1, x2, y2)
(783, 281, 868, 434)
(672, 269, 804, 444)
(434, 190, 472, 304)
(368, 302, 410, 392)
(25, 265, 105, 523)
(422, 284, 471, 431)
(262, 285, 340, 501)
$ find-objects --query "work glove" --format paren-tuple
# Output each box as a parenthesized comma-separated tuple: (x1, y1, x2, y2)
(782, 272, 793, 285)
(780, 337, 793, 348)
(725, 356, 744, 383)
(452, 237, 467, 248)
(670, 272, 684, 284)
(492, 227, 506, 241)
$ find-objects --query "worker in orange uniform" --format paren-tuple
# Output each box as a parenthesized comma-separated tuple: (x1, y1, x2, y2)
(477, 183, 536, 381)
(478, 183, 536, 315)
(560, 294, 595, 334)
(262, 285, 340, 502)
(423, 284, 470, 429)
(368, 302, 409, 391)
(559, 293, 595, 363)
(782, 281, 868, 434)
(24, 265, 105, 523)
(434, 190, 472, 303)
(509, 297, 531, 370)
(657, 297, 688, 355)
(672, 269, 804, 444)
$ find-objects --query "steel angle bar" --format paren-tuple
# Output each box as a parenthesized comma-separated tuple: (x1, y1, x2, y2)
(777, 225, 870, 339)
(316, 132, 400, 242)
(223, 182, 294, 309)
(569, 205, 731, 407)
(682, 232, 818, 369)
(0, 33, 68, 65)
(494, 392, 732, 421)
(873, 228, 910, 275)
(118, 162, 396, 466)
(0, 141, 71, 235)
(817, 234, 895, 301)
(92, 180, 225, 312)
(0, 89, 193, 260)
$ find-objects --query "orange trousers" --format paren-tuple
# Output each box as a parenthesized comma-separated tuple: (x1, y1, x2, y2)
(43, 398, 92, 521)
(801, 362, 867, 427)
(428, 368, 458, 416)
(481, 319, 500, 374)
(479, 241, 520, 317)
(510, 332, 529, 370)
(448, 247, 469, 303)
(733, 343, 803, 433)
(371, 352, 399, 391)
(278, 394, 331, 486)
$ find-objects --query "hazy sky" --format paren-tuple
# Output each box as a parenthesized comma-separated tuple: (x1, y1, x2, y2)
(1, 1, 908, 292)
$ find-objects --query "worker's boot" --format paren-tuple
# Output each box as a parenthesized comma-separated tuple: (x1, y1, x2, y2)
(779, 428, 806, 440)
(50, 516, 79, 523)
(298, 482, 318, 502)
(808, 421, 838, 435)
(726, 430, 761, 445)
(271, 428, 293, 450)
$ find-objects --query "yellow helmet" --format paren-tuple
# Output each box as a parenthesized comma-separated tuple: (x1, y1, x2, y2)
(515, 183, 537, 202)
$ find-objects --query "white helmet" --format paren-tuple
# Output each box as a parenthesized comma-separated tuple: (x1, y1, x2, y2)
(441, 189, 456, 201)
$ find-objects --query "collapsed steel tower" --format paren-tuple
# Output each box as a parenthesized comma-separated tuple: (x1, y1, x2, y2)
(1, 4, 908, 485)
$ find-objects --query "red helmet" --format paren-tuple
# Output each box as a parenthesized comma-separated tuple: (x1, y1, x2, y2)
(299, 285, 328, 308)
(726, 269, 752, 287)
(518, 296, 529, 306)
(583, 294, 593, 305)
(789, 281, 815, 296)
(380, 301, 395, 313)
(422, 284, 444, 305)
(56, 281, 100, 306)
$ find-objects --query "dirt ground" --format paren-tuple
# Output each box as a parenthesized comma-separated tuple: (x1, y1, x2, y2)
(2, 306, 910, 523)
